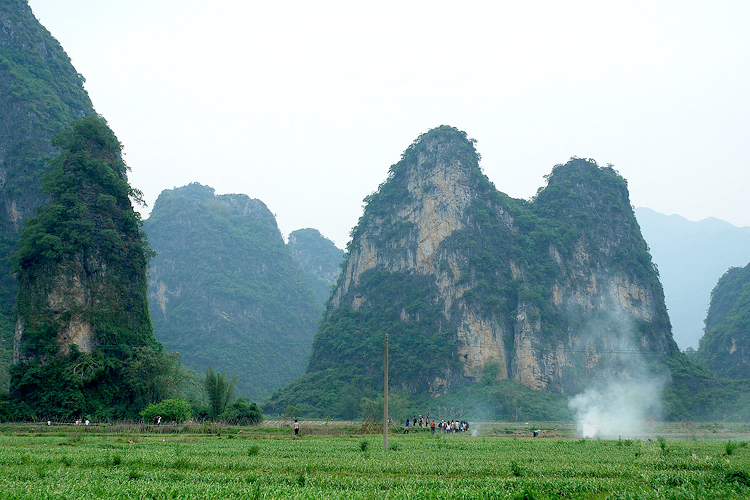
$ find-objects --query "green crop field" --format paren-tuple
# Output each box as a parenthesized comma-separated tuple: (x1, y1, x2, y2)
(1, 423, 749, 499)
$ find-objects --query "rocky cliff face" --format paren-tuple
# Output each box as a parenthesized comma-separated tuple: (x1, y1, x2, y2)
(306, 125, 677, 399)
(0, 0, 95, 388)
(11, 118, 167, 420)
(144, 183, 321, 401)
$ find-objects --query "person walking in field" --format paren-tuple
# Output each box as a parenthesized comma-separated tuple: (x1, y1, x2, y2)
(404, 418, 410, 434)
(294, 419, 300, 437)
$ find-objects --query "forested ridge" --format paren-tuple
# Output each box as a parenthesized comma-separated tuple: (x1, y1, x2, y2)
(695, 263, 750, 379)
(143, 183, 321, 401)
(287, 228, 344, 307)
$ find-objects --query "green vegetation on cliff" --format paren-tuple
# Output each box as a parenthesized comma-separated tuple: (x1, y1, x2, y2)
(287, 228, 344, 306)
(695, 263, 750, 379)
(267, 270, 460, 419)
(10, 117, 179, 420)
(0, 0, 95, 390)
(143, 184, 321, 401)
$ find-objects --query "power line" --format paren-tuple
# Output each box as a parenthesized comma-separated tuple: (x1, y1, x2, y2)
(6, 341, 743, 357)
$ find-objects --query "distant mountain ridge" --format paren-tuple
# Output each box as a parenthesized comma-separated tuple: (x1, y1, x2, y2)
(634, 207, 750, 349)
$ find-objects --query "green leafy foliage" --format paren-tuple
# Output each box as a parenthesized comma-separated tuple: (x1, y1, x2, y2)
(204, 366, 237, 418)
(140, 398, 192, 423)
(220, 398, 263, 425)
(8, 118, 177, 420)
(0, 0, 96, 389)
(661, 352, 750, 421)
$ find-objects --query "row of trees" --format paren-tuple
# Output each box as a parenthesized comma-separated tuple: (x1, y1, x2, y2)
(139, 367, 262, 425)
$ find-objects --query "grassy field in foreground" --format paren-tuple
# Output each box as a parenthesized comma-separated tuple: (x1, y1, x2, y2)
(1, 425, 750, 499)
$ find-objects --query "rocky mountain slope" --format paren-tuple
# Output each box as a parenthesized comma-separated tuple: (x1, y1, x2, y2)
(696, 262, 750, 378)
(11, 117, 173, 420)
(635, 208, 750, 349)
(286, 228, 344, 306)
(0, 0, 95, 389)
(143, 183, 321, 401)
(267, 125, 678, 417)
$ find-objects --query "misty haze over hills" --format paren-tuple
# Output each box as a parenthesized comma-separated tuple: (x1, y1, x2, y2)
(635, 207, 750, 350)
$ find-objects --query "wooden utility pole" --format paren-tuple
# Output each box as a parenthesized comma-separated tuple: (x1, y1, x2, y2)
(384, 332, 389, 451)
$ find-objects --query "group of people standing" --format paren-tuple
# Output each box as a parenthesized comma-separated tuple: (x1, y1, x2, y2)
(403, 415, 469, 434)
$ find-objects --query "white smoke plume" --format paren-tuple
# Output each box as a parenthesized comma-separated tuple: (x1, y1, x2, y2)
(567, 299, 668, 439)
(569, 376, 664, 438)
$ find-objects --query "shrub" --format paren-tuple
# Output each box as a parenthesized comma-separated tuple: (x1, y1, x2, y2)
(140, 398, 191, 423)
(220, 398, 263, 425)
(0, 397, 36, 422)
(283, 406, 301, 419)
(725, 440, 737, 456)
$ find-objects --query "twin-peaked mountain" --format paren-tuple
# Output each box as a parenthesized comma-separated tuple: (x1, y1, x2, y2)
(267, 125, 678, 416)
(143, 183, 325, 401)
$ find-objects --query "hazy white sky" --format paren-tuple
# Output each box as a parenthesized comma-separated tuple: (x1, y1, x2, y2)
(28, 0, 750, 247)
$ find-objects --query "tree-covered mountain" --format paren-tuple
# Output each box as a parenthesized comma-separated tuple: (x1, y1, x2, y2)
(143, 183, 321, 401)
(286, 228, 344, 306)
(10, 117, 177, 420)
(695, 263, 750, 378)
(635, 207, 750, 349)
(266, 125, 682, 419)
(0, 0, 96, 390)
